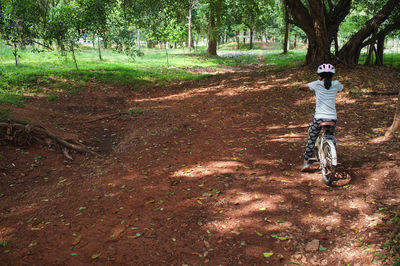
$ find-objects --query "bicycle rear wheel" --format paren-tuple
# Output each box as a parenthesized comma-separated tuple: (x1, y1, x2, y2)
(320, 140, 337, 185)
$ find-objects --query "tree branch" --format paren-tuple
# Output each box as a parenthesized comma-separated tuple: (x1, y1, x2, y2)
(284, 0, 314, 36)
(29, 40, 54, 51)
(361, 20, 400, 48)
(341, 0, 400, 51)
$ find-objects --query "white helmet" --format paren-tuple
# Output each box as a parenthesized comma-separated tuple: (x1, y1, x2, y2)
(317, 63, 335, 74)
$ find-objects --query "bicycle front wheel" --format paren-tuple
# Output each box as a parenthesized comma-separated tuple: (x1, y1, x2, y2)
(320, 140, 337, 186)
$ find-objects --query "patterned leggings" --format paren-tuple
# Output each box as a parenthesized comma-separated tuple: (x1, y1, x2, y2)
(304, 118, 336, 161)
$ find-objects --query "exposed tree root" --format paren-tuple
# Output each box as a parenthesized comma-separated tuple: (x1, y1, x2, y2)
(0, 120, 97, 159)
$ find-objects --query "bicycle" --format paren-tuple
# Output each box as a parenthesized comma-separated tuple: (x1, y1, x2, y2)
(311, 121, 337, 185)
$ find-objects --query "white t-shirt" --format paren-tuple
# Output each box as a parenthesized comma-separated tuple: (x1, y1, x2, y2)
(307, 80, 343, 120)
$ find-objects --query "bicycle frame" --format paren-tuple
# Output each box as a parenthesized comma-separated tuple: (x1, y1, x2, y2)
(317, 134, 337, 166)
(314, 125, 337, 185)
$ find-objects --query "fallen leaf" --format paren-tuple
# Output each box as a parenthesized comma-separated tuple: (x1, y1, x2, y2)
(263, 252, 273, 258)
(72, 234, 82, 245)
(92, 253, 101, 259)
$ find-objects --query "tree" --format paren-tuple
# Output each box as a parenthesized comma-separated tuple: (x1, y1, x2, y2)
(337, 0, 400, 64)
(207, 0, 220, 55)
(45, 2, 83, 70)
(0, 0, 42, 65)
(283, 3, 290, 53)
(361, 6, 400, 65)
(284, 0, 351, 65)
(187, 0, 198, 52)
(77, 0, 117, 60)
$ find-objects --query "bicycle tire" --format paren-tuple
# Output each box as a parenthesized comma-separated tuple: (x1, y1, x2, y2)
(320, 140, 337, 186)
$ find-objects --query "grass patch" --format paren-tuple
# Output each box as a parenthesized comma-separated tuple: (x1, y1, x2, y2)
(359, 52, 400, 68)
(0, 46, 224, 95)
(0, 108, 11, 120)
(0, 89, 25, 107)
(219, 42, 266, 51)
(46, 93, 59, 102)
(263, 50, 306, 67)
(126, 107, 143, 115)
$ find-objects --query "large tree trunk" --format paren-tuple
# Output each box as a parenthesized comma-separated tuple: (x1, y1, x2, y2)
(306, 36, 332, 64)
(285, 0, 351, 65)
(338, 0, 400, 64)
(207, 1, 217, 56)
(375, 35, 385, 66)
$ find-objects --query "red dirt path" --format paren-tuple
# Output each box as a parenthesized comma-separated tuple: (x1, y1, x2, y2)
(1, 65, 399, 265)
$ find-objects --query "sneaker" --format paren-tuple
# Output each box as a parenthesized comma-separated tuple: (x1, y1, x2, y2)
(301, 160, 312, 172)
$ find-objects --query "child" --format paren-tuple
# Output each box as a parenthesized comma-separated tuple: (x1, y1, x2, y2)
(299, 63, 343, 172)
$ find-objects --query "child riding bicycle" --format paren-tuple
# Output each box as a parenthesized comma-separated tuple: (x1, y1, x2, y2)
(299, 63, 343, 172)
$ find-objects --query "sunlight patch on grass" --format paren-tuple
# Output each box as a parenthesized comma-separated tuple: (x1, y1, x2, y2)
(263, 50, 306, 67)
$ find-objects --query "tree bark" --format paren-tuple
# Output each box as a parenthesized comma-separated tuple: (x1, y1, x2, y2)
(283, 4, 290, 54)
(283, 21, 290, 53)
(306, 37, 333, 64)
(249, 29, 254, 49)
(97, 36, 102, 61)
(13, 43, 18, 66)
(188, 5, 193, 52)
(375, 35, 385, 66)
(207, 1, 217, 56)
(338, 0, 400, 65)
(365, 29, 377, 66)
(71, 44, 79, 71)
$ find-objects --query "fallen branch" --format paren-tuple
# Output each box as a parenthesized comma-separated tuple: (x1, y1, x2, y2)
(0, 120, 97, 159)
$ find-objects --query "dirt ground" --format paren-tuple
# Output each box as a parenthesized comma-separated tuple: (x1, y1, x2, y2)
(0, 64, 399, 265)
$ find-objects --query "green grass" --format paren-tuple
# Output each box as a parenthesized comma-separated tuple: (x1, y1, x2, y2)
(359, 52, 400, 68)
(0, 44, 305, 109)
(263, 50, 306, 67)
(0, 44, 268, 106)
(0, 46, 216, 104)
(0, 108, 11, 120)
(2, 43, 398, 109)
(219, 42, 266, 51)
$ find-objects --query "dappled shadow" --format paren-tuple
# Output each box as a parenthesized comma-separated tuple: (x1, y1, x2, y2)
(1, 65, 399, 264)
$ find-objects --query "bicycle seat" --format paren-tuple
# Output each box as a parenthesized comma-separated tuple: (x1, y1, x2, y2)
(318, 121, 335, 127)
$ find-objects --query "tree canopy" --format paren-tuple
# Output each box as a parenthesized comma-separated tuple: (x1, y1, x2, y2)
(1, 0, 399, 65)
